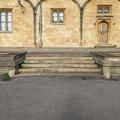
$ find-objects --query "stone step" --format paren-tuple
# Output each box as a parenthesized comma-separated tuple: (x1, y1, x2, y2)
(25, 56, 93, 60)
(24, 59, 94, 64)
(16, 72, 103, 77)
(19, 67, 101, 73)
(26, 53, 91, 57)
(95, 44, 116, 48)
(17, 52, 102, 77)
(22, 63, 98, 68)
(0, 68, 10, 74)
(111, 74, 120, 76)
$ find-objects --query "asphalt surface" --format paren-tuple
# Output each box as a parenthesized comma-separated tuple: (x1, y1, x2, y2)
(0, 76, 120, 120)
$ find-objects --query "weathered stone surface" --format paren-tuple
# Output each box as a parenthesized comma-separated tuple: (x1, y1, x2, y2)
(92, 52, 120, 79)
(18, 52, 102, 77)
(0, 0, 120, 47)
(111, 75, 120, 81)
(9, 70, 15, 77)
(0, 52, 26, 74)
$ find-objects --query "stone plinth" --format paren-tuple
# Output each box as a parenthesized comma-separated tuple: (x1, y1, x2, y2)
(0, 52, 26, 76)
(92, 52, 120, 80)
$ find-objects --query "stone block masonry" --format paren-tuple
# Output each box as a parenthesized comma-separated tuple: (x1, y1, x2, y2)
(92, 52, 120, 80)
(0, 52, 26, 75)
(0, 0, 120, 47)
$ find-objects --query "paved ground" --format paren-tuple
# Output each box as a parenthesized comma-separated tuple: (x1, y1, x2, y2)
(0, 76, 120, 120)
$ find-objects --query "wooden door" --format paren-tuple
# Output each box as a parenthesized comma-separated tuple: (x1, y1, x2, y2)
(98, 21, 108, 44)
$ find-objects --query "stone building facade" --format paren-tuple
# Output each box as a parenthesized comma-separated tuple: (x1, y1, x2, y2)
(0, 0, 120, 47)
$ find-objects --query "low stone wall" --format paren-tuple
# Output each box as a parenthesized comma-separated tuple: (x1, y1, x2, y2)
(0, 52, 26, 76)
(91, 52, 120, 80)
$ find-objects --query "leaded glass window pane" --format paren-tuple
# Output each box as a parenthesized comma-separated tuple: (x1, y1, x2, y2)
(59, 11, 64, 23)
(1, 12, 5, 16)
(98, 8, 103, 14)
(7, 23, 12, 31)
(7, 12, 11, 16)
(7, 12, 12, 31)
(104, 8, 109, 14)
(1, 23, 6, 31)
(1, 12, 6, 31)
(7, 12, 12, 22)
(52, 11, 57, 23)
(1, 12, 5, 22)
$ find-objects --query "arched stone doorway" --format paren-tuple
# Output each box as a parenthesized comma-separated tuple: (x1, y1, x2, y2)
(98, 21, 108, 44)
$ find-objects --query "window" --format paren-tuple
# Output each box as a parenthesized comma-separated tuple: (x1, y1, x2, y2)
(98, 8, 103, 14)
(104, 8, 109, 14)
(0, 9, 12, 32)
(97, 6, 111, 15)
(51, 9, 65, 24)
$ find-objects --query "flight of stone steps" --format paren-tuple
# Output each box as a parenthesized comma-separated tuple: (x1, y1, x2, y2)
(17, 52, 102, 77)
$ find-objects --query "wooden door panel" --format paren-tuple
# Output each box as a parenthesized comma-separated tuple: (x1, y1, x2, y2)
(98, 22, 108, 44)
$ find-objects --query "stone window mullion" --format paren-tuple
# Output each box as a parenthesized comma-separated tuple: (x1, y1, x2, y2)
(57, 10, 59, 24)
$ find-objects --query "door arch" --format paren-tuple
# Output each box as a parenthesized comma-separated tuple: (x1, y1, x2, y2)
(98, 21, 108, 44)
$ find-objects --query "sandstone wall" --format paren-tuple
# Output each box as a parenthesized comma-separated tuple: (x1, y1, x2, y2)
(0, 0, 120, 47)
(83, 0, 120, 47)
(42, 0, 80, 47)
(0, 0, 34, 47)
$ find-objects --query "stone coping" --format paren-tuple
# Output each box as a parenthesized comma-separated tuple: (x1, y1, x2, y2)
(0, 52, 26, 75)
(91, 52, 120, 67)
(0, 47, 120, 53)
(0, 51, 26, 57)
(0, 52, 26, 62)
(91, 52, 120, 57)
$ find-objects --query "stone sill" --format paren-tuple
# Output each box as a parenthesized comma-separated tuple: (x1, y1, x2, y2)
(0, 32, 12, 34)
(51, 23, 65, 25)
(96, 15, 113, 17)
